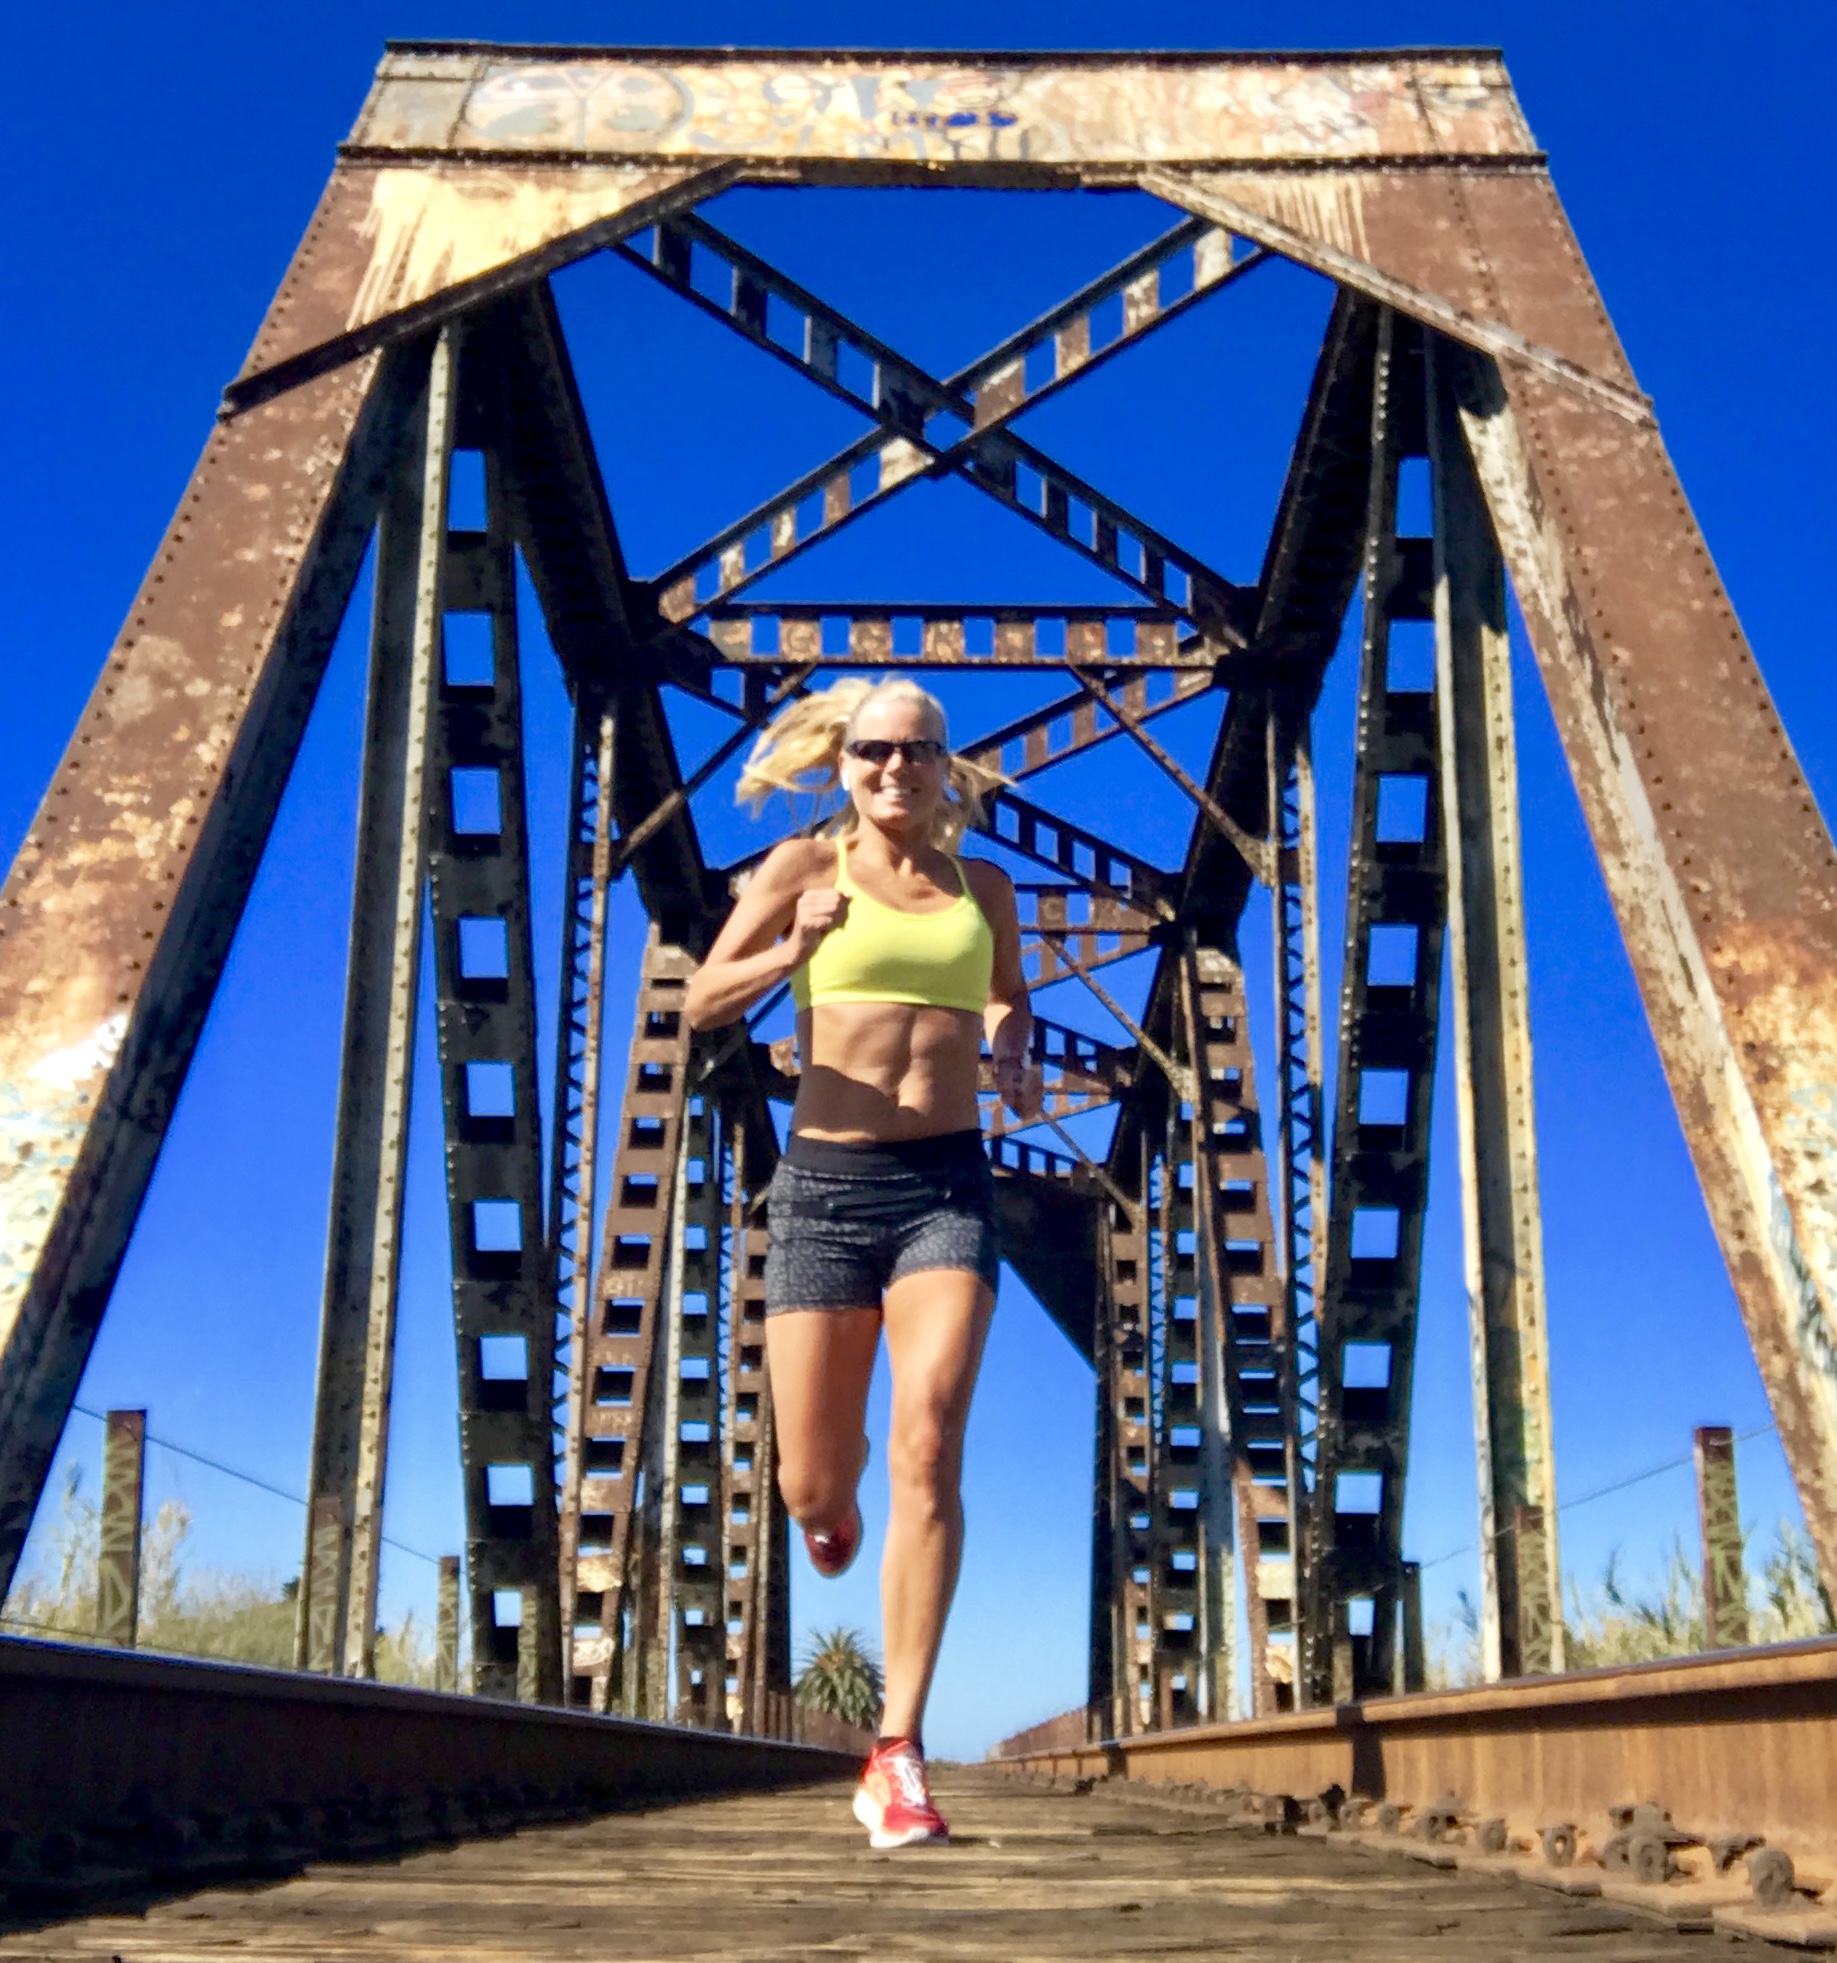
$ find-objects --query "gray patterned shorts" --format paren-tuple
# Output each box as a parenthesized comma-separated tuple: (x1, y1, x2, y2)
(763, 1130, 1001, 1314)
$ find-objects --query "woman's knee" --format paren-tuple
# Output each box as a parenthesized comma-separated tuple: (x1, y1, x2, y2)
(888, 1406, 962, 1509)
(776, 1454, 853, 1529)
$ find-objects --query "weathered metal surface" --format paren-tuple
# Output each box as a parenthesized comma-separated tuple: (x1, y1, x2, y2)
(1428, 340, 1561, 1681)
(351, 47, 1535, 168)
(552, 696, 618, 1666)
(296, 361, 437, 1676)
(1183, 950, 1291, 1715)
(1004, 1638, 1837, 1878)
(1141, 160, 1837, 1615)
(95, 1409, 144, 1650)
(1452, 348, 1837, 1606)
(226, 160, 737, 411)
(424, 347, 561, 1701)
(705, 606, 1208, 669)
(564, 935, 696, 1711)
(642, 218, 1260, 635)
(0, 1632, 852, 1846)
(1695, 1425, 1749, 1649)
(1302, 316, 1450, 1702)
(1270, 716, 1326, 1706)
(0, 347, 416, 1602)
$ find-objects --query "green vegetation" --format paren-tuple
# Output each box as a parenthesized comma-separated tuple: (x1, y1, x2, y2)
(1, 1464, 436, 1683)
(793, 1624, 883, 1729)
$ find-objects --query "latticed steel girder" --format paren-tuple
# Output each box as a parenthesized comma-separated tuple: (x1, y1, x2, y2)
(3, 46, 1836, 1739)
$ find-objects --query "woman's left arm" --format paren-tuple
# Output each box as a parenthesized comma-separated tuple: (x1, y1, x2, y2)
(967, 861, 1041, 1122)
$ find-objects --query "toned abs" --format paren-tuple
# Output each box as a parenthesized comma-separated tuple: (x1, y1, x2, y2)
(790, 1000, 983, 1142)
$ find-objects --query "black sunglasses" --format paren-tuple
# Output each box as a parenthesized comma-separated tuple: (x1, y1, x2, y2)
(844, 738, 947, 765)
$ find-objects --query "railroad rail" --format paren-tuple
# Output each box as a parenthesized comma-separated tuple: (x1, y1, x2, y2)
(0, 1635, 857, 1915)
(996, 1639, 1837, 1946)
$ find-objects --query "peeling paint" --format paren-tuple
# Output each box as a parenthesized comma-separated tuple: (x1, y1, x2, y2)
(352, 53, 1533, 167)
(349, 164, 702, 333)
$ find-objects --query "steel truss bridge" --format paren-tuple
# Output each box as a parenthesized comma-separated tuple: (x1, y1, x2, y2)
(5, 40, 1837, 1940)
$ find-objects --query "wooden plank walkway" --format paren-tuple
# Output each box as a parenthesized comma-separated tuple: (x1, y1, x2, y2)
(0, 1768, 1735, 1961)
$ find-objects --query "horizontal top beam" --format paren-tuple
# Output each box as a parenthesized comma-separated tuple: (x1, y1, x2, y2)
(351, 48, 1535, 168)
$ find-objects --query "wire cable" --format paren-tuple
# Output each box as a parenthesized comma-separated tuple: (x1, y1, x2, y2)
(1417, 1419, 1780, 1572)
(67, 1401, 443, 1569)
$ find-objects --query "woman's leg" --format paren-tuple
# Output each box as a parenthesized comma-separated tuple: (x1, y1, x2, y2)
(764, 1306, 881, 1535)
(878, 1268, 995, 1740)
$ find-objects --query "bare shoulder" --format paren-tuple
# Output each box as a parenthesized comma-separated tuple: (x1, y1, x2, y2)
(960, 855, 1015, 912)
(753, 836, 838, 896)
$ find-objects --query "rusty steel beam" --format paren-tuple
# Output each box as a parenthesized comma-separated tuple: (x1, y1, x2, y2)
(705, 606, 1210, 669)
(1150, 153, 1837, 1606)
(565, 935, 697, 1712)
(295, 352, 442, 1677)
(349, 48, 1534, 176)
(552, 694, 619, 1669)
(1269, 714, 1327, 1694)
(1427, 340, 1561, 1682)
(223, 160, 739, 416)
(642, 219, 1261, 636)
(423, 361, 563, 1703)
(1182, 949, 1292, 1716)
(0, 346, 423, 1602)
(1302, 314, 1449, 1705)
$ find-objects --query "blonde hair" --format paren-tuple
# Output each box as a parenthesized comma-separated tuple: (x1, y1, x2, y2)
(736, 676, 993, 851)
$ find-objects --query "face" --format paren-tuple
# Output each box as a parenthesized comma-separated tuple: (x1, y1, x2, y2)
(841, 694, 947, 837)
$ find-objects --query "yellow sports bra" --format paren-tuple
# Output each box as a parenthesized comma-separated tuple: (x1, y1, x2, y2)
(791, 838, 994, 1015)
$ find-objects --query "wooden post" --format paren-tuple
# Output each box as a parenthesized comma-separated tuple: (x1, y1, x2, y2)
(436, 1554, 460, 1692)
(1695, 1427, 1749, 1648)
(1512, 1506, 1554, 1675)
(96, 1410, 146, 1648)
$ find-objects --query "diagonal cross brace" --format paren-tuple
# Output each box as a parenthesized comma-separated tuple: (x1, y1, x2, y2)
(620, 214, 1264, 639)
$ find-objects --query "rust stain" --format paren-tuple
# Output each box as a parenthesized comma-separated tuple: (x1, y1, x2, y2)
(349, 164, 700, 331)
(350, 53, 1532, 167)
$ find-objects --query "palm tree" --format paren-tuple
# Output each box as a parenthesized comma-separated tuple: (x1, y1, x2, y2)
(795, 1625, 883, 1729)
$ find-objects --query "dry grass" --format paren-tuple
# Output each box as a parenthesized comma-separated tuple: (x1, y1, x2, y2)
(2, 1465, 436, 1682)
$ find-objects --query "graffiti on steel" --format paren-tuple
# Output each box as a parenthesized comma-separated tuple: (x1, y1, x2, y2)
(358, 55, 1535, 165)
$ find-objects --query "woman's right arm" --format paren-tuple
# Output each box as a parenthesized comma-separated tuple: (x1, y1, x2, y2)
(684, 841, 847, 1031)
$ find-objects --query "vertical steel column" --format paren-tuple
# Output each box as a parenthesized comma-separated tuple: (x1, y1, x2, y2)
(1305, 313, 1448, 1703)
(435, 1554, 460, 1692)
(1429, 340, 1562, 1682)
(562, 934, 696, 1710)
(1695, 1426, 1749, 1649)
(1269, 716, 1327, 1703)
(662, 1077, 726, 1724)
(723, 1131, 781, 1734)
(1093, 1151, 1156, 1737)
(423, 373, 560, 1702)
(295, 345, 442, 1675)
(95, 1408, 145, 1649)
(552, 694, 618, 1685)
(1155, 1102, 1211, 1725)
(1184, 948, 1290, 1716)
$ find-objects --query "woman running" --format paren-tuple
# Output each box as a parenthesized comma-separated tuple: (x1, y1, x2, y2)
(686, 675, 1038, 1850)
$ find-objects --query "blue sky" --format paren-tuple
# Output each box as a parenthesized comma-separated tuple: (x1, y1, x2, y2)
(5, 1, 1836, 1757)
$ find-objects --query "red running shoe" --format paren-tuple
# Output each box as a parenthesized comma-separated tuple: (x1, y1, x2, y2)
(803, 1502, 861, 1579)
(852, 1739, 949, 1849)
